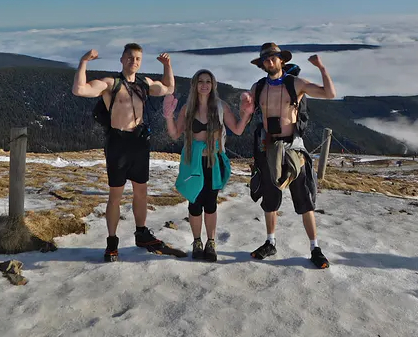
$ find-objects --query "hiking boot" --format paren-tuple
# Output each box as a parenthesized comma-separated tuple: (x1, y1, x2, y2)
(135, 227, 163, 247)
(192, 238, 205, 260)
(251, 240, 277, 260)
(134, 227, 167, 253)
(310, 247, 330, 269)
(204, 239, 217, 262)
(104, 236, 119, 262)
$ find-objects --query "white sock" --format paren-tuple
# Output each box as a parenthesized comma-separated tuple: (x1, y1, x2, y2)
(310, 239, 318, 251)
(267, 234, 276, 246)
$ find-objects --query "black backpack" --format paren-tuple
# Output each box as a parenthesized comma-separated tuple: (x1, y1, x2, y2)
(253, 64, 309, 137)
(92, 73, 149, 130)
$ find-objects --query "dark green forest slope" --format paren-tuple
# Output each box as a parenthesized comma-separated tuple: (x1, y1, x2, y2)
(0, 66, 416, 156)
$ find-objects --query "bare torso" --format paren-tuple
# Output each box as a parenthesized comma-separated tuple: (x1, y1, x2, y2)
(258, 83, 302, 137)
(102, 78, 145, 131)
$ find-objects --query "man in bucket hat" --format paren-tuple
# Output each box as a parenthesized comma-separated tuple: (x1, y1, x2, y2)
(240, 42, 336, 268)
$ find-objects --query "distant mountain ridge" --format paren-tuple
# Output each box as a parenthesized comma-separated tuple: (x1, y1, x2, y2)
(170, 43, 380, 55)
(0, 53, 416, 156)
(0, 52, 70, 69)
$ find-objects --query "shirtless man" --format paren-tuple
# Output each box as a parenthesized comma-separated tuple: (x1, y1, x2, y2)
(240, 42, 336, 268)
(72, 43, 175, 262)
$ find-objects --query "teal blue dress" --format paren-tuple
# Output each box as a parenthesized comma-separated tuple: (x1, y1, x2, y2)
(175, 140, 231, 203)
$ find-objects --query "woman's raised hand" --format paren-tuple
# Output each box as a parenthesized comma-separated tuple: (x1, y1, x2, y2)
(163, 94, 178, 119)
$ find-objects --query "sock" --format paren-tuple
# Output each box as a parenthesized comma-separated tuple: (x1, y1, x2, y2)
(267, 234, 276, 246)
(136, 226, 147, 233)
(310, 239, 319, 251)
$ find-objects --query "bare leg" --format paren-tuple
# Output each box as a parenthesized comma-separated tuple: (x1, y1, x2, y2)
(189, 214, 203, 239)
(204, 212, 217, 240)
(132, 182, 147, 228)
(264, 211, 277, 235)
(302, 211, 317, 240)
(106, 186, 125, 236)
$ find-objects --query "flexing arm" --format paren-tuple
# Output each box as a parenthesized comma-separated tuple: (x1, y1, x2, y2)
(148, 53, 175, 97)
(297, 55, 336, 99)
(72, 49, 109, 97)
(223, 100, 253, 135)
(163, 95, 186, 140)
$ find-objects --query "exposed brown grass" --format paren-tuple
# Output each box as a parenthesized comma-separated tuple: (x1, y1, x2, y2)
(147, 194, 186, 206)
(1, 150, 417, 252)
(25, 210, 86, 241)
(0, 215, 55, 254)
(319, 167, 418, 197)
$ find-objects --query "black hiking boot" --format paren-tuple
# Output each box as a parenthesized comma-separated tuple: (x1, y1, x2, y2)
(310, 247, 330, 269)
(135, 227, 188, 258)
(204, 239, 217, 262)
(192, 238, 205, 260)
(251, 240, 277, 260)
(135, 227, 165, 249)
(104, 236, 119, 262)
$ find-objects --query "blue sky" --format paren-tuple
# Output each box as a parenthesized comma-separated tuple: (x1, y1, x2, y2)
(1, 0, 418, 29)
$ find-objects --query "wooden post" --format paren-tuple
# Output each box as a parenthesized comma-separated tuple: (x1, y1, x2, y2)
(9, 127, 27, 219)
(317, 128, 332, 180)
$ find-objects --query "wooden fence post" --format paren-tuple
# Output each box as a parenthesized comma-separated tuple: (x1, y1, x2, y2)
(317, 128, 332, 180)
(9, 127, 27, 219)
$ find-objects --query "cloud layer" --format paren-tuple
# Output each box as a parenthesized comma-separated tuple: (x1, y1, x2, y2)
(1, 16, 418, 96)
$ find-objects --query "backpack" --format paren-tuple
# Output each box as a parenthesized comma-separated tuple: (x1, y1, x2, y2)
(253, 64, 309, 137)
(217, 99, 227, 152)
(92, 73, 149, 130)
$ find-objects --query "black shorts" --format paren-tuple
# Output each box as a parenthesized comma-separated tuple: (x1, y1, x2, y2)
(188, 157, 219, 216)
(258, 152, 315, 214)
(104, 126, 150, 187)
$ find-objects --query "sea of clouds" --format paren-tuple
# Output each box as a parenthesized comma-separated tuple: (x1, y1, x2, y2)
(1, 15, 418, 97)
(1, 15, 418, 149)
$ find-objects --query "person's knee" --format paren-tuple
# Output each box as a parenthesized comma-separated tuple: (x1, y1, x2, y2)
(108, 187, 124, 205)
(203, 202, 217, 214)
(188, 203, 203, 217)
(132, 182, 147, 198)
(294, 198, 315, 215)
(260, 191, 281, 212)
(261, 201, 280, 213)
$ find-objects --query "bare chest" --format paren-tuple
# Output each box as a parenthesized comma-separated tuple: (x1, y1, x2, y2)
(259, 85, 294, 117)
(103, 86, 144, 116)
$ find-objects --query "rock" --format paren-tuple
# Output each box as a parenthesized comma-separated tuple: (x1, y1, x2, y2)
(40, 241, 58, 253)
(0, 260, 28, 286)
(4, 273, 28, 286)
(0, 260, 23, 274)
(164, 221, 178, 230)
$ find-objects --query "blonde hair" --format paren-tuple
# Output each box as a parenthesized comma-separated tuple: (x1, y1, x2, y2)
(184, 69, 221, 168)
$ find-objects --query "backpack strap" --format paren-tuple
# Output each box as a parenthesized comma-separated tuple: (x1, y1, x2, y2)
(135, 74, 150, 99)
(108, 75, 122, 114)
(135, 73, 151, 126)
(283, 75, 298, 107)
(217, 99, 226, 153)
(254, 77, 267, 114)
